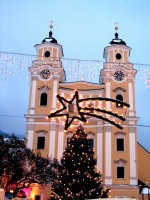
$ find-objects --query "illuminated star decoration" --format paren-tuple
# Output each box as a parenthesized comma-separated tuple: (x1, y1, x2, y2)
(48, 91, 130, 130)
(48, 91, 86, 130)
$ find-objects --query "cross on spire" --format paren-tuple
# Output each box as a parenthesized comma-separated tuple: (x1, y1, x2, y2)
(115, 22, 119, 39)
(115, 22, 118, 32)
(50, 20, 53, 30)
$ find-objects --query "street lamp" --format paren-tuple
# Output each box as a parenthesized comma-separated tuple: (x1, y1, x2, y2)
(146, 181, 150, 200)
(140, 183, 150, 200)
(139, 185, 145, 200)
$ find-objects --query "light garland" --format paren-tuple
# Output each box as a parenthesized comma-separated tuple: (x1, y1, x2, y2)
(0, 51, 150, 88)
(0, 52, 34, 82)
(48, 90, 130, 130)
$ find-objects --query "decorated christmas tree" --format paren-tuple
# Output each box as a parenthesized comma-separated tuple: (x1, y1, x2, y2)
(51, 125, 109, 200)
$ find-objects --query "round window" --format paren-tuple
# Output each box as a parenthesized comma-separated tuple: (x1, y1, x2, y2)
(116, 53, 122, 60)
(44, 51, 50, 57)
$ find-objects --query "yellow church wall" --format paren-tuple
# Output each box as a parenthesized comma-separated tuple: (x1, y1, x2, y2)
(53, 48, 57, 59)
(137, 143, 150, 184)
(109, 82, 131, 117)
(32, 122, 63, 158)
(59, 82, 104, 90)
(36, 43, 63, 61)
(104, 45, 130, 63)
(110, 82, 128, 95)
(110, 185, 139, 199)
(32, 125, 50, 157)
(43, 47, 47, 57)
(112, 124, 137, 184)
(109, 50, 113, 62)
(34, 78, 54, 115)
(37, 48, 42, 60)
(124, 51, 128, 62)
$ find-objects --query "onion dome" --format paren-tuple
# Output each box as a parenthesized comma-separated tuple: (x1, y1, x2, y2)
(110, 23, 126, 45)
(42, 20, 58, 44)
(42, 31, 57, 43)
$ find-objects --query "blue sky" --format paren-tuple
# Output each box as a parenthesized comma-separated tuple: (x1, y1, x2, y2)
(0, 0, 150, 151)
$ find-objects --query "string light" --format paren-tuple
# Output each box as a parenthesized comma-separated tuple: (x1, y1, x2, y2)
(0, 51, 150, 88)
(48, 90, 130, 130)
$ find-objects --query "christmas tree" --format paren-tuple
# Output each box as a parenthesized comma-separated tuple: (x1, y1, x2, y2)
(51, 125, 109, 200)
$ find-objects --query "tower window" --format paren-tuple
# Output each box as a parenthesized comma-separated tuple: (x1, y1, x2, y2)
(40, 93, 47, 106)
(88, 139, 94, 148)
(88, 102, 94, 113)
(44, 51, 50, 57)
(66, 132, 73, 146)
(35, 195, 41, 200)
(117, 166, 124, 179)
(68, 104, 74, 112)
(116, 53, 122, 60)
(116, 94, 123, 107)
(117, 138, 124, 151)
(37, 136, 45, 149)
(67, 138, 70, 145)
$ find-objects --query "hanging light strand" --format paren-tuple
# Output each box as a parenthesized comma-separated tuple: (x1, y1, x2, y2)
(0, 51, 150, 87)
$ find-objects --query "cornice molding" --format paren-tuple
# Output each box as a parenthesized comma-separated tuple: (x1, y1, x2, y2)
(114, 158, 127, 164)
(113, 87, 126, 93)
(105, 126, 111, 132)
(50, 124, 56, 131)
(38, 85, 51, 91)
(31, 76, 37, 81)
(97, 127, 103, 133)
(129, 127, 135, 133)
(114, 132, 126, 135)
(87, 131, 95, 136)
(27, 124, 34, 130)
(35, 130, 48, 134)
(58, 125, 65, 132)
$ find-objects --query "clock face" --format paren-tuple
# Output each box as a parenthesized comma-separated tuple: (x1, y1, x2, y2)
(40, 69, 50, 79)
(114, 71, 124, 81)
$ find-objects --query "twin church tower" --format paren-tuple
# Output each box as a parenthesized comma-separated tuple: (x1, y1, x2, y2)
(25, 23, 138, 198)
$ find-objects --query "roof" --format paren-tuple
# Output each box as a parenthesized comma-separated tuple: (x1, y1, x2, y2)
(42, 31, 57, 44)
(110, 32, 126, 45)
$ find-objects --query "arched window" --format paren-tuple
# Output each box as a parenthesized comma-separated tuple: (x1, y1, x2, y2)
(37, 136, 45, 149)
(87, 132, 95, 148)
(114, 158, 127, 179)
(36, 130, 47, 150)
(68, 104, 74, 113)
(88, 138, 94, 148)
(40, 92, 47, 106)
(66, 131, 73, 145)
(116, 94, 123, 107)
(114, 132, 126, 151)
(87, 102, 94, 113)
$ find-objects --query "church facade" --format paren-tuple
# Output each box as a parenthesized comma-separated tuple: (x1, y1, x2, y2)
(26, 26, 140, 198)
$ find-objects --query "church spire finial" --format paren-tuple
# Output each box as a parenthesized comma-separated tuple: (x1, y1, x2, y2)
(50, 20, 53, 30)
(115, 22, 119, 39)
(115, 22, 118, 32)
(42, 21, 57, 43)
(49, 20, 53, 37)
(109, 22, 126, 45)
